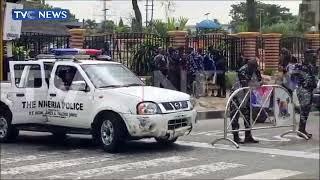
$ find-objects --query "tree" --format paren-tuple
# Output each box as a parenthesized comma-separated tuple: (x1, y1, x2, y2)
(230, 1, 296, 32)
(84, 19, 98, 30)
(247, 0, 257, 31)
(132, 0, 142, 32)
(99, 20, 116, 33)
(118, 18, 124, 27)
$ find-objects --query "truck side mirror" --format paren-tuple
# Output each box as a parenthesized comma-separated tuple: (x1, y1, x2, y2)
(70, 81, 89, 92)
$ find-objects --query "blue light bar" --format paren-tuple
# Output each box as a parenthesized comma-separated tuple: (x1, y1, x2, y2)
(50, 48, 80, 56)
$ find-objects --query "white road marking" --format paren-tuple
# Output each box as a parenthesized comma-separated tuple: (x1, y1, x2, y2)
(132, 162, 244, 179)
(228, 169, 303, 179)
(1, 156, 115, 175)
(176, 141, 319, 160)
(46, 156, 195, 179)
(1, 153, 60, 164)
(191, 130, 222, 136)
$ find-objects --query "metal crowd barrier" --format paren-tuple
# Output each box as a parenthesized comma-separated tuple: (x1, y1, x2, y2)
(211, 84, 309, 148)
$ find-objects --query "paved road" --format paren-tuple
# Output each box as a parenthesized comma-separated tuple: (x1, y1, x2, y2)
(1, 112, 319, 179)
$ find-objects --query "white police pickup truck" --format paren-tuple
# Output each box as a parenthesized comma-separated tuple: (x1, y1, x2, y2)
(0, 56, 197, 152)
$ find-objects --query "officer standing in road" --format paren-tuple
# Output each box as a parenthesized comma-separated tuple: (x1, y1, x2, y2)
(230, 59, 262, 144)
(292, 49, 318, 138)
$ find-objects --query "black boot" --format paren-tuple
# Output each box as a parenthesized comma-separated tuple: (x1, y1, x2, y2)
(233, 133, 244, 144)
(298, 121, 312, 139)
(244, 131, 259, 143)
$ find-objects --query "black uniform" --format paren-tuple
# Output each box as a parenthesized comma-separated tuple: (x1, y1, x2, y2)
(230, 61, 262, 143)
(292, 49, 318, 138)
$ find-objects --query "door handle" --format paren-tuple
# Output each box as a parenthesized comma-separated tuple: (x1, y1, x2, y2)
(49, 93, 56, 97)
(16, 93, 25, 97)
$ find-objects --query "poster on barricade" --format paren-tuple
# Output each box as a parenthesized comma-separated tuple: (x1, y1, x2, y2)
(251, 86, 273, 108)
(273, 87, 294, 125)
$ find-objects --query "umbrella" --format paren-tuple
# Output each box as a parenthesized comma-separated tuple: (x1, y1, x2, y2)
(196, 19, 221, 29)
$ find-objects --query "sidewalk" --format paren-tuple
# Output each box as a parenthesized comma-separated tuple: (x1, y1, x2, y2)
(194, 96, 227, 120)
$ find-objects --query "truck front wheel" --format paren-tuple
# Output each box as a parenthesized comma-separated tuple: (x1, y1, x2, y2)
(0, 110, 19, 143)
(94, 113, 126, 153)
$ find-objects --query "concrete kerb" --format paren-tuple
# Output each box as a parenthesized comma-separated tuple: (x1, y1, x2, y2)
(196, 110, 225, 120)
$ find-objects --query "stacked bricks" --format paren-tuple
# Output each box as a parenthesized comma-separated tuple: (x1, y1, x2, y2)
(69, 29, 86, 48)
(304, 33, 320, 67)
(236, 32, 260, 60)
(262, 33, 282, 70)
(167, 31, 187, 48)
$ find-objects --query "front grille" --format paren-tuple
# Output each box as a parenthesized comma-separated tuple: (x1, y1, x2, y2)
(162, 102, 174, 110)
(162, 101, 188, 111)
(168, 119, 189, 130)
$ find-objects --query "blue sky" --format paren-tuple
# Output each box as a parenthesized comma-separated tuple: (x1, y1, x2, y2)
(47, 0, 301, 25)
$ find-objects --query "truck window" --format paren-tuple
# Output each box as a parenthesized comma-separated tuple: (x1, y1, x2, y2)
(14, 64, 42, 88)
(54, 65, 87, 91)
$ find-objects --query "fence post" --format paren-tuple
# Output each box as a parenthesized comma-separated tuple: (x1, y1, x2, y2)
(304, 33, 320, 67)
(236, 32, 260, 61)
(69, 29, 86, 49)
(262, 33, 282, 71)
(167, 31, 187, 48)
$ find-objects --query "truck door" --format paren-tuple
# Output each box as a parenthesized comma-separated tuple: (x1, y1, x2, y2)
(9, 61, 48, 124)
(47, 64, 94, 128)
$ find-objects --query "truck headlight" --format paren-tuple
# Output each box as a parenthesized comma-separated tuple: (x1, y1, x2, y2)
(137, 102, 161, 115)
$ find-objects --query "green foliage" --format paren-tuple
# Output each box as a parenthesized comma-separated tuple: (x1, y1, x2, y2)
(99, 20, 116, 33)
(13, 46, 30, 61)
(131, 40, 160, 75)
(118, 18, 124, 27)
(225, 71, 237, 89)
(230, 1, 296, 32)
(262, 18, 309, 36)
(263, 69, 275, 76)
(147, 17, 189, 37)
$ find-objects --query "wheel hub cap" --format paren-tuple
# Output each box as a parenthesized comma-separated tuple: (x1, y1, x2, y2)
(0, 117, 8, 138)
(101, 120, 114, 145)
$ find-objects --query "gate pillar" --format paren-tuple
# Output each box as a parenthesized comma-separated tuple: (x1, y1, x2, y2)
(69, 29, 86, 48)
(305, 33, 320, 67)
(262, 33, 282, 71)
(167, 31, 187, 48)
(236, 32, 260, 61)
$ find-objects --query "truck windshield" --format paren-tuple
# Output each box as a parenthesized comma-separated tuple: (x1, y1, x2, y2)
(81, 64, 144, 88)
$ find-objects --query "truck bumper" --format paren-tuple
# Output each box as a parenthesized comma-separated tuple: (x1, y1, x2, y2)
(121, 109, 197, 139)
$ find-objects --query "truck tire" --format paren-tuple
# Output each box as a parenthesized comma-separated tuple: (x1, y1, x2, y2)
(94, 113, 126, 153)
(155, 137, 178, 145)
(0, 110, 19, 143)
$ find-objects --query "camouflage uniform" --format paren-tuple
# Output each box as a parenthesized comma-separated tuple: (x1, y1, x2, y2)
(230, 62, 262, 143)
(292, 57, 318, 137)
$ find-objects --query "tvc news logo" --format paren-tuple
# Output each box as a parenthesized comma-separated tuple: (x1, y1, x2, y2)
(12, 9, 70, 20)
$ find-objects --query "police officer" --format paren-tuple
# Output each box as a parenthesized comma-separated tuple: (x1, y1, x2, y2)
(292, 49, 318, 138)
(230, 59, 262, 144)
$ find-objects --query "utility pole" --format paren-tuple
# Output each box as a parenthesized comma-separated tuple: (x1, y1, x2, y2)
(145, 0, 154, 27)
(102, 0, 106, 22)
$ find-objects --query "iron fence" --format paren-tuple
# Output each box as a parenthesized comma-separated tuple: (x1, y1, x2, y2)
(280, 37, 311, 62)
(256, 36, 265, 70)
(186, 34, 244, 71)
(84, 33, 171, 75)
(12, 32, 70, 59)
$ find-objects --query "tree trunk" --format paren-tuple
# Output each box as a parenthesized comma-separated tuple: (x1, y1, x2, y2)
(132, 0, 142, 32)
(247, 0, 257, 31)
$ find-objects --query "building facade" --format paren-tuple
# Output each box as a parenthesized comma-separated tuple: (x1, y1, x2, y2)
(299, 0, 320, 31)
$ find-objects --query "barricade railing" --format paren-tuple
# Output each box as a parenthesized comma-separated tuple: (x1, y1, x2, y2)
(211, 84, 309, 148)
